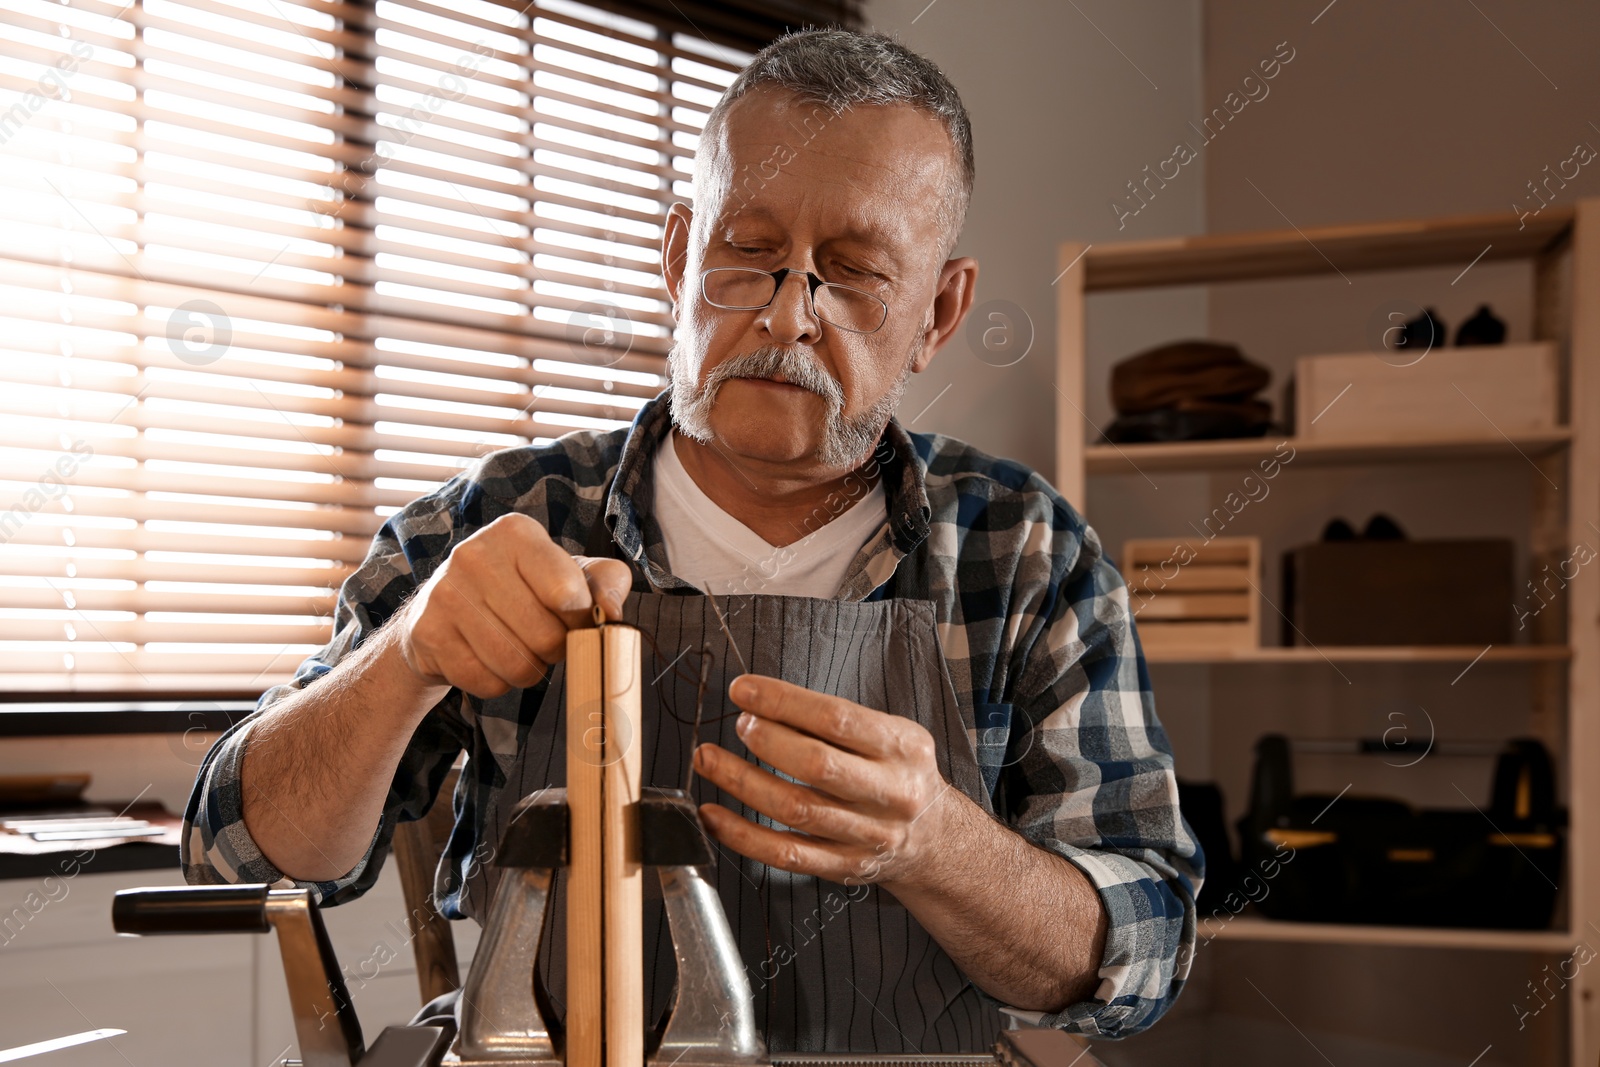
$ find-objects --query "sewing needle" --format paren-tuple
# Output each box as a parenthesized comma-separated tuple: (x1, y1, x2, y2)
(703, 587, 749, 676)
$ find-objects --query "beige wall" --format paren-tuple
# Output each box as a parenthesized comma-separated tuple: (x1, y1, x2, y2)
(861, 0, 1209, 480)
(1206, 0, 1600, 232)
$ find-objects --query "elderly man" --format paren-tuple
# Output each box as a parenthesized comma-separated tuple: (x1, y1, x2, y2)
(184, 28, 1200, 1051)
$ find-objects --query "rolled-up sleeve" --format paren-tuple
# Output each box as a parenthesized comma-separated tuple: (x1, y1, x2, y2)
(181, 479, 472, 906)
(998, 515, 1202, 1039)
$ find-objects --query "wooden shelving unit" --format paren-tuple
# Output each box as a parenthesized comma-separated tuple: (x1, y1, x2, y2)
(1086, 427, 1571, 476)
(1210, 917, 1578, 953)
(1056, 201, 1600, 1065)
(1145, 645, 1570, 666)
(1073, 208, 1574, 293)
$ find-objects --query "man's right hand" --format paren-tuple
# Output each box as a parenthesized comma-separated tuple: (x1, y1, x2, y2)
(392, 512, 633, 698)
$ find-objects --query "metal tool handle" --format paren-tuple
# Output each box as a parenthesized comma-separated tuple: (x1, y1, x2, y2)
(112, 885, 273, 934)
(111, 885, 365, 1067)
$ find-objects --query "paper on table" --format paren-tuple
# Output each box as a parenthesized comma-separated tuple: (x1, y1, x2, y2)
(28, 826, 164, 842)
(3, 818, 153, 832)
(0, 1029, 127, 1063)
(0, 803, 181, 855)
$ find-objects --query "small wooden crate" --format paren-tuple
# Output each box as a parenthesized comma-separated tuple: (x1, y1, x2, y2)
(1122, 537, 1260, 654)
(1295, 342, 1558, 441)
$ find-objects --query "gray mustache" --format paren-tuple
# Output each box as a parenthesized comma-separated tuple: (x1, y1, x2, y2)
(704, 346, 843, 406)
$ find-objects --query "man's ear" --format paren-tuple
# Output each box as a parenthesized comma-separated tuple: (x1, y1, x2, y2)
(661, 202, 695, 313)
(910, 256, 978, 373)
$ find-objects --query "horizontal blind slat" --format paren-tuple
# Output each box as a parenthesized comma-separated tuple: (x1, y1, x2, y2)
(0, 462, 416, 508)
(0, 556, 359, 587)
(0, 651, 323, 676)
(2, 586, 336, 614)
(0, 672, 295, 695)
(0, 619, 338, 644)
(0, 525, 376, 563)
(3, 491, 385, 537)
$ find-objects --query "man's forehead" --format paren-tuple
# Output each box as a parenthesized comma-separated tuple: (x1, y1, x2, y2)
(709, 199, 909, 249)
(716, 91, 952, 175)
(700, 90, 955, 245)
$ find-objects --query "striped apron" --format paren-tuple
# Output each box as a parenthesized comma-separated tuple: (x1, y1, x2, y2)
(461, 542, 1002, 1054)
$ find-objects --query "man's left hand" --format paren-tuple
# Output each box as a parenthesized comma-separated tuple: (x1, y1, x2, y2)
(691, 673, 961, 888)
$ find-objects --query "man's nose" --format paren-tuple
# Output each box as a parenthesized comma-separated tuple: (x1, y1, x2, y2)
(756, 271, 824, 346)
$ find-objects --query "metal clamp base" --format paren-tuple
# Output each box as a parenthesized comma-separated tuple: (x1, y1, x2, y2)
(437, 788, 769, 1067)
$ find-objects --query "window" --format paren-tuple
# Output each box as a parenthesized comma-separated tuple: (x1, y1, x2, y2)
(0, 0, 765, 695)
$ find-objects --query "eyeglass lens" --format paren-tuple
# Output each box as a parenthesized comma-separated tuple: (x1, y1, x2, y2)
(702, 268, 885, 333)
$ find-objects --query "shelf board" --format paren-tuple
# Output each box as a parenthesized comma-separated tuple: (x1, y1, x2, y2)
(1086, 428, 1571, 475)
(1145, 645, 1569, 665)
(1081, 207, 1574, 291)
(1209, 916, 1576, 952)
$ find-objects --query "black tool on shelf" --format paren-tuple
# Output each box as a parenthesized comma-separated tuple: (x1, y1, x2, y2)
(1455, 304, 1508, 346)
(1237, 735, 1564, 929)
(1176, 780, 1241, 913)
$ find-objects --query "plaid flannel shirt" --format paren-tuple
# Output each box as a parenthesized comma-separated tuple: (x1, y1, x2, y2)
(182, 390, 1202, 1039)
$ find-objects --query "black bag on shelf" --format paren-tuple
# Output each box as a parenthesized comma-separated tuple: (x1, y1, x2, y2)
(1237, 735, 1563, 929)
(1177, 779, 1241, 913)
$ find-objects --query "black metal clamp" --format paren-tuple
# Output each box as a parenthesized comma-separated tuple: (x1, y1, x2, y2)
(112, 883, 450, 1067)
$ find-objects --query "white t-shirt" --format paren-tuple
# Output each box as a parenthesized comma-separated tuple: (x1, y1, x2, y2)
(650, 433, 888, 598)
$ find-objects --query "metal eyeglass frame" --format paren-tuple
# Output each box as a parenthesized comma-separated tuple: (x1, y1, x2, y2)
(698, 266, 889, 334)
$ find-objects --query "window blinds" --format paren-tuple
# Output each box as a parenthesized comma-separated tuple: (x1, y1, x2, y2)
(0, 0, 747, 695)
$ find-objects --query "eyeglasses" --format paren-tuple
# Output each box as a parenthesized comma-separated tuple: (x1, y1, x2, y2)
(699, 267, 888, 334)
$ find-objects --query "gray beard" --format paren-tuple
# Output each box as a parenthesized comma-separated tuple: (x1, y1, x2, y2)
(668, 344, 908, 470)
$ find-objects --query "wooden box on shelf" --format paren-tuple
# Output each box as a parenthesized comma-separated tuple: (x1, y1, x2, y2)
(1122, 536, 1260, 655)
(1294, 341, 1558, 441)
(1282, 537, 1515, 646)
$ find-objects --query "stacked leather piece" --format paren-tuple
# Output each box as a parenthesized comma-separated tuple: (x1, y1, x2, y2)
(1105, 340, 1273, 443)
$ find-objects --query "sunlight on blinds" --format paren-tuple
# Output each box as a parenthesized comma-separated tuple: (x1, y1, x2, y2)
(0, 0, 747, 694)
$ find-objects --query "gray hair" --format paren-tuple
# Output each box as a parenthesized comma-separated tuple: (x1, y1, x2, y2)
(698, 28, 974, 256)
